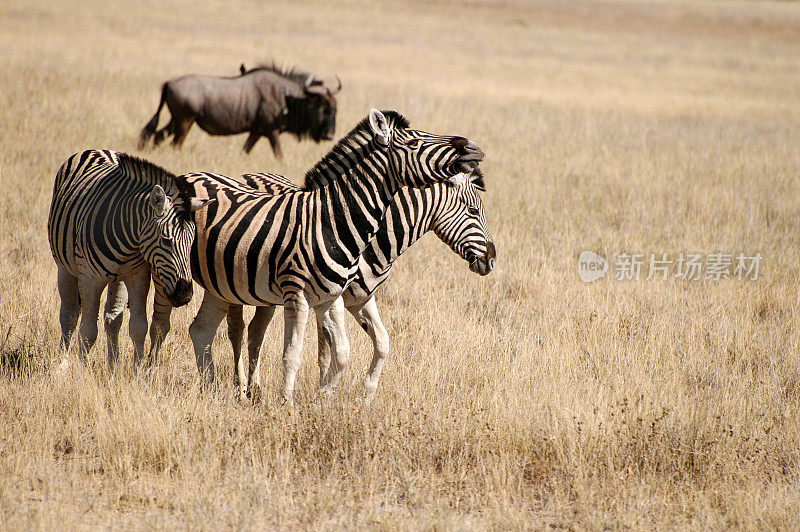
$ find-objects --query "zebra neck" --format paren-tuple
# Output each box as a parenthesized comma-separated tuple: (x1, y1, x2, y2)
(356, 188, 437, 295)
(313, 153, 400, 268)
(129, 189, 155, 250)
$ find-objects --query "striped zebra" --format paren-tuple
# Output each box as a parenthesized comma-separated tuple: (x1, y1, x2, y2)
(47, 149, 213, 369)
(225, 167, 495, 401)
(179, 109, 485, 404)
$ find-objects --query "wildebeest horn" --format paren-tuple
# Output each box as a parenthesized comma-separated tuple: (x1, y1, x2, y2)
(331, 76, 342, 94)
(303, 75, 328, 95)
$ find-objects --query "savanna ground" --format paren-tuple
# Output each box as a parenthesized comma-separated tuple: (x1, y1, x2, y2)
(1, 0, 800, 528)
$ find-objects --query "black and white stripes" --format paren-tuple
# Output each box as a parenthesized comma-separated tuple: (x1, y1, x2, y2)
(225, 168, 496, 400)
(48, 149, 211, 367)
(181, 109, 486, 403)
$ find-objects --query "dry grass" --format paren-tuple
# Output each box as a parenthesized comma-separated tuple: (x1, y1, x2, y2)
(2, 0, 800, 528)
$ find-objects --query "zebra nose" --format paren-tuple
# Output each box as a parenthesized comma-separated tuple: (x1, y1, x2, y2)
(451, 137, 485, 161)
(169, 279, 194, 307)
(468, 241, 497, 276)
(485, 241, 497, 271)
(486, 241, 496, 261)
(451, 137, 469, 152)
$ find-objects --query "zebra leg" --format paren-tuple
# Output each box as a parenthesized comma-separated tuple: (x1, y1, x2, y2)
(103, 281, 127, 369)
(315, 296, 350, 393)
(316, 314, 332, 387)
(56, 266, 80, 368)
(281, 295, 310, 405)
(76, 275, 107, 363)
(247, 305, 276, 402)
(148, 286, 173, 365)
(124, 269, 151, 369)
(355, 296, 390, 403)
(188, 291, 229, 392)
(226, 304, 247, 402)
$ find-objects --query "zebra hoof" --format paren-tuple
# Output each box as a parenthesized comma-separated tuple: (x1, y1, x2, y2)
(248, 383, 264, 405)
(237, 388, 248, 404)
(280, 394, 294, 408)
(363, 387, 378, 406)
(55, 357, 71, 375)
(318, 386, 335, 401)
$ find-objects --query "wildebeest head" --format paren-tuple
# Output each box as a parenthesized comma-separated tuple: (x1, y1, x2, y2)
(288, 75, 341, 142)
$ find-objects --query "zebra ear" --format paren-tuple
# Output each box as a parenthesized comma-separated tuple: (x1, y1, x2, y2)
(149, 185, 167, 217)
(189, 197, 216, 212)
(368, 108, 390, 145)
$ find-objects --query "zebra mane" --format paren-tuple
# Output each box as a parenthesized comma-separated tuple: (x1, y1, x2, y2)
(240, 61, 314, 86)
(302, 110, 410, 190)
(114, 152, 195, 219)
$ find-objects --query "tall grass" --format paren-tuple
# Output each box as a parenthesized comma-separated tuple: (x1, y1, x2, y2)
(1, 0, 799, 527)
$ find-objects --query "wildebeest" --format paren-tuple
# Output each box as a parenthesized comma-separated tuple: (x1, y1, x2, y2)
(138, 64, 341, 159)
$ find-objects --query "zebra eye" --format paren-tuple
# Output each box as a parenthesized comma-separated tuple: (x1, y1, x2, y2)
(467, 207, 480, 216)
(160, 235, 172, 247)
(405, 139, 421, 148)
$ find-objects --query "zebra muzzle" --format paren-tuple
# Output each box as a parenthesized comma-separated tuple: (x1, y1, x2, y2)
(168, 279, 194, 307)
(468, 241, 496, 276)
(451, 137, 485, 173)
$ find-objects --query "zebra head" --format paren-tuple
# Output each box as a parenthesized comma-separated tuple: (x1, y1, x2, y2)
(430, 169, 496, 276)
(140, 185, 213, 307)
(368, 109, 485, 188)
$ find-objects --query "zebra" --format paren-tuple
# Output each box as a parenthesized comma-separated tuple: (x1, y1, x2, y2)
(177, 109, 485, 404)
(224, 167, 495, 402)
(47, 149, 214, 369)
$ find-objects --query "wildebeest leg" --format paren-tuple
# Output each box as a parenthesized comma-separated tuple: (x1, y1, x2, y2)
(56, 266, 80, 370)
(242, 131, 261, 154)
(246, 305, 276, 402)
(226, 304, 247, 401)
(266, 130, 283, 160)
(171, 116, 195, 148)
(104, 281, 127, 369)
(152, 119, 173, 147)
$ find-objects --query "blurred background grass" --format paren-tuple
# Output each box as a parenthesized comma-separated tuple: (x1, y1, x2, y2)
(1, 0, 799, 528)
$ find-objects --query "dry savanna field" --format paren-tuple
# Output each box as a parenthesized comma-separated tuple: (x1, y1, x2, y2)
(2, 0, 800, 528)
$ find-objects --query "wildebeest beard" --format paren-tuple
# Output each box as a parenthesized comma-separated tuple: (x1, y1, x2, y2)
(284, 94, 336, 143)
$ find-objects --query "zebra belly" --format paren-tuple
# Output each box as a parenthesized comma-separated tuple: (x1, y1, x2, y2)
(73, 246, 147, 283)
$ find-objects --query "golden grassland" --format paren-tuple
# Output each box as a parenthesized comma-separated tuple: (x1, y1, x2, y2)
(2, 0, 800, 528)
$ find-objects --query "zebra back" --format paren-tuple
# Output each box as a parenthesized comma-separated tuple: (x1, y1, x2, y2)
(48, 149, 201, 300)
(236, 169, 494, 305)
(180, 109, 486, 307)
(240, 172, 298, 194)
